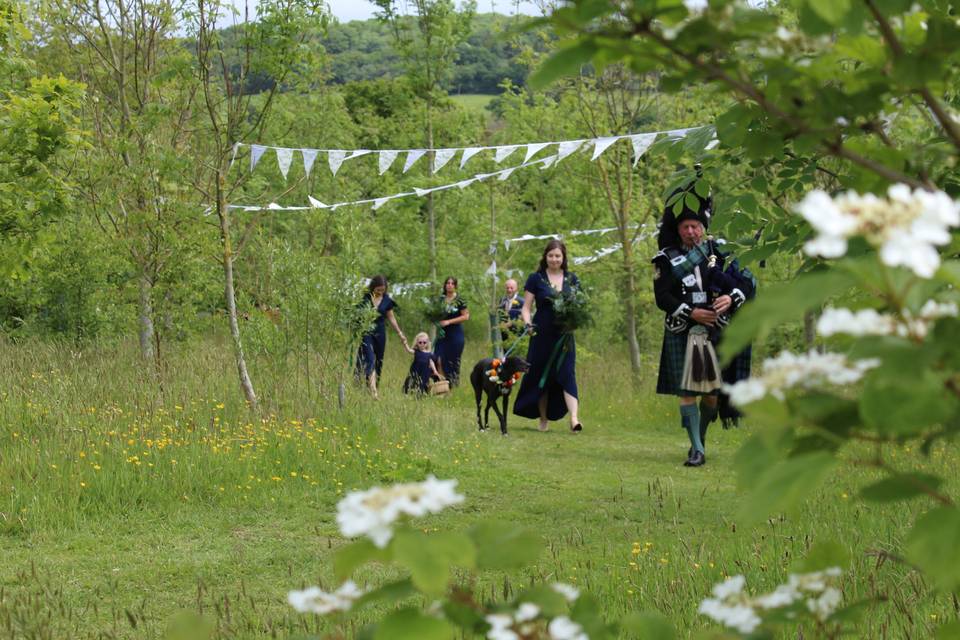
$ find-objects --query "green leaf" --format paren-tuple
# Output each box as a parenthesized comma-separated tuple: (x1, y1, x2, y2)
(860, 473, 944, 503)
(738, 452, 837, 526)
(906, 507, 960, 592)
(789, 392, 860, 436)
(334, 539, 390, 581)
(860, 372, 955, 436)
(620, 611, 676, 639)
(720, 268, 856, 365)
(353, 579, 417, 610)
(392, 530, 453, 596)
(936, 621, 960, 640)
(808, 0, 851, 25)
(374, 608, 454, 640)
(513, 585, 568, 618)
(529, 41, 598, 89)
(734, 425, 793, 491)
(469, 521, 543, 570)
(791, 539, 850, 572)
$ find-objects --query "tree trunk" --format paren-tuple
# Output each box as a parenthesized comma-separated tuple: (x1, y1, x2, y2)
(217, 169, 258, 409)
(621, 244, 643, 380)
(137, 271, 155, 362)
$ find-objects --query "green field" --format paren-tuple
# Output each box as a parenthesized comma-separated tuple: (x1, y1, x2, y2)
(450, 94, 497, 114)
(0, 336, 953, 638)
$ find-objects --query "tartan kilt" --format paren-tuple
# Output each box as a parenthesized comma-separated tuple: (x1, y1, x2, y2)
(722, 346, 752, 384)
(656, 330, 690, 396)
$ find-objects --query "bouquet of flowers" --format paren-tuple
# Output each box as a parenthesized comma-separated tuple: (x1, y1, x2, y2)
(550, 280, 593, 334)
(422, 295, 458, 338)
(348, 299, 381, 337)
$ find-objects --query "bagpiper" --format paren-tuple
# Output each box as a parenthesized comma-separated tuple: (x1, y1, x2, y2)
(652, 178, 756, 467)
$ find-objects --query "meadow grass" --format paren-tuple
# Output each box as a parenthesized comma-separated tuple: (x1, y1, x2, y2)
(449, 94, 496, 114)
(0, 335, 955, 638)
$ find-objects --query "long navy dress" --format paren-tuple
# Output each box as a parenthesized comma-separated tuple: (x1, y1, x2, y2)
(434, 295, 467, 387)
(356, 293, 397, 381)
(513, 271, 579, 421)
(403, 350, 438, 394)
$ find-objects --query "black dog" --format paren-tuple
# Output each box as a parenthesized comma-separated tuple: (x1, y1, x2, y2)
(470, 356, 530, 436)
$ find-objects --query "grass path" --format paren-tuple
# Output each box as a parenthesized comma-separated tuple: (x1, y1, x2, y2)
(0, 339, 953, 638)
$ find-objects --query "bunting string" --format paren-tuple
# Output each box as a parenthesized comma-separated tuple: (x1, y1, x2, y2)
(240, 125, 712, 180)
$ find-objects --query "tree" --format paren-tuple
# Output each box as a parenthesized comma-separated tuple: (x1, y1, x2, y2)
(186, 0, 327, 408)
(371, 0, 476, 283)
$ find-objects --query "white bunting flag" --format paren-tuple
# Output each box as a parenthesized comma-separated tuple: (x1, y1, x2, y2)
(630, 133, 658, 167)
(372, 197, 392, 210)
(276, 148, 293, 180)
(379, 150, 399, 175)
(403, 149, 427, 173)
(459, 147, 483, 169)
(307, 196, 327, 208)
(485, 260, 497, 276)
(301, 149, 318, 176)
(229, 143, 240, 168)
(494, 145, 520, 163)
(347, 150, 371, 160)
(540, 154, 559, 169)
(524, 142, 551, 163)
(497, 167, 517, 181)
(705, 138, 720, 150)
(268, 202, 283, 210)
(250, 145, 267, 172)
(456, 179, 476, 189)
(328, 150, 348, 176)
(433, 148, 457, 173)
(413, 186, 434, 197)
(591, 137, 620, 161)
(555, 140, 584, 164)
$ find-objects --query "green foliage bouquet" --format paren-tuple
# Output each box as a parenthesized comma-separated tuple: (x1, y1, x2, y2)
(550, 279, 593, 334)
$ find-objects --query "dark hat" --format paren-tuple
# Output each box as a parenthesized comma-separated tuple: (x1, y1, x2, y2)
(657, 181, 712, 249)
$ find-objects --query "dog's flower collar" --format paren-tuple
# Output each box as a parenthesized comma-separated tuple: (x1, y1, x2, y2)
(486, 359, 523, 389)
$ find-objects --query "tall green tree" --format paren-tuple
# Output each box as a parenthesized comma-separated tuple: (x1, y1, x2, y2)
(371, 0, 476, 283)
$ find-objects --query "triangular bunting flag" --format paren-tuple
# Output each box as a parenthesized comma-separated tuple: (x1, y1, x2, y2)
(307, 196, 327, 208)
(302, 149, 318, 176)
(347, 150, 371, 160)
(276, 148, 293, 180)
(372, 197, 392, 210)
(630, 133, 658, 167)
(229, 143, 240, 169)
(705, 138, 720, 150)
(485, 261, 497, 276)
(591, 137, 620, 161)
(497, 168, 517, 181)
(250, 145, 267, 172)
(494, 145, 520, 163)
(328, 150, 348, 175)
(403, 149, 427, 173)
(555, 140, 584, 164)
(433, 148, 457, 173)
(540, 155, 559, 169)
(268, 202, 283, 210)
(459, 147, 483, 169)
(523, 142, 551, 163)
(379, 150, 399, 175)
(413, 186, 434, 197)
(456, 179, 476, 189)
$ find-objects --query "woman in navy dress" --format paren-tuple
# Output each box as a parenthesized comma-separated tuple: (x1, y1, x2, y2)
(356, 275, 408, 399)
(433, 276, 469, 387)
(512, 240, 583, 433)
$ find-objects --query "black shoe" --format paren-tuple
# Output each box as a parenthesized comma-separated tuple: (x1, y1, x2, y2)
(683, 451, 706, 467)
(571, 423, 583, 433)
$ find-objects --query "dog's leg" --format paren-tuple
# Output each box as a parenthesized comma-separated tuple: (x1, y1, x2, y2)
(484, 395, 494, 431)
(490, 394, 506, 436)
(500, 393, 510, 435)
(472, 371, 484, 431)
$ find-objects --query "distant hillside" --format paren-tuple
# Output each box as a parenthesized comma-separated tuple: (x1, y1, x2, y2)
(320, 13, 547, 94)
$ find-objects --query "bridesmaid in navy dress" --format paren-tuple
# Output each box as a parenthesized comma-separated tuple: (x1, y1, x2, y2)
(433, 276, 470, 387)
(512, 240, 583, 433)
(356, 275, 408, 399)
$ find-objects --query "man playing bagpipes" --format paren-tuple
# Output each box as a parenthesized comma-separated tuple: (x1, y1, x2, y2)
(652, 178, 756, 467)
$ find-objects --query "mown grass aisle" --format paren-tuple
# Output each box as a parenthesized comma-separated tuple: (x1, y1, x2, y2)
(0, 338, 953, 638)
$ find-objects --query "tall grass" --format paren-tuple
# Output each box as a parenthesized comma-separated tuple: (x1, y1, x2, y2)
(0, 336, 954, 638)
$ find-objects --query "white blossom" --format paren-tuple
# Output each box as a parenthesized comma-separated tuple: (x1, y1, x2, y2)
(818, 301, 958, 339)
(712, 575, 747, 599)
(486, 613, 520, 640)
(550, 583, 581, 602)
(724, 350, 879, 407)
(515, 602, 541, 622)
(683, 0, 708, 12)
(336, 476, 464, 547)
(698, 598, 762, 634)
(796, 184, 960, 277)
(548, 616, 589, 640)
(288, 581, 366, 615)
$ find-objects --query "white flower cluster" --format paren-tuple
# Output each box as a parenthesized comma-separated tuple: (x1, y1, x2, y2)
(818, 300, 958, 339)
(796, 184, 960, 278)
(484, 585, 582, 640)
(336, 475, 465, 547)
(724, 350, 879, 407)
(288, 581, 366, 615)
(699, 569, 843, 634)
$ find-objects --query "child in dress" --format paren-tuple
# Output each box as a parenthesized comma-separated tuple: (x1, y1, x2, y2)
(403, 332, 441, 395)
